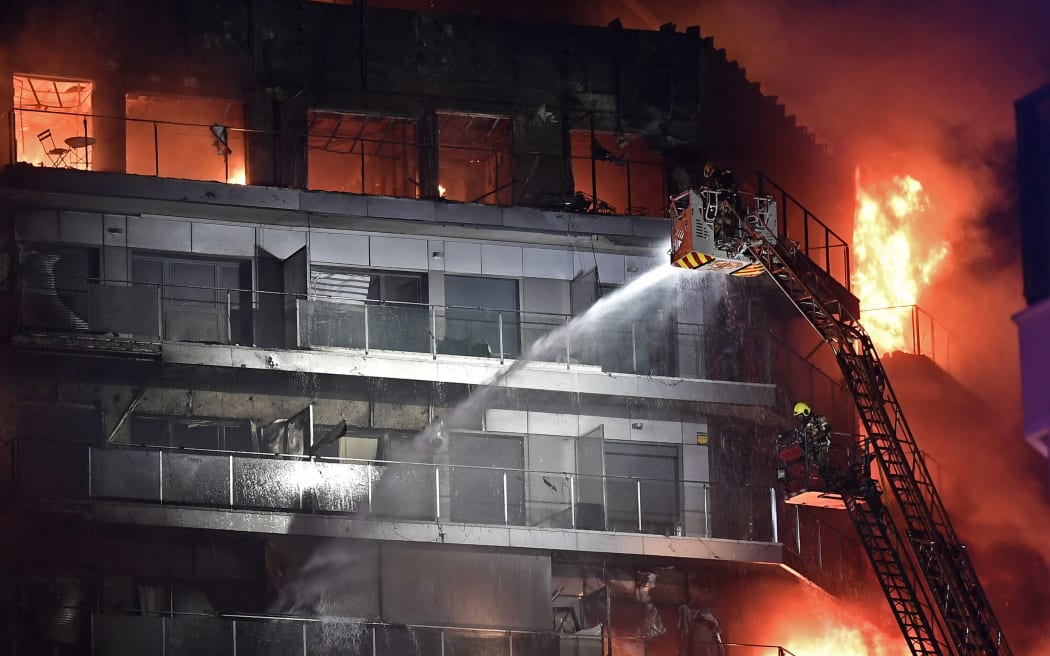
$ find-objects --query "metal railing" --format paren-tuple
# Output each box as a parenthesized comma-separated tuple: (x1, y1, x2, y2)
(860, 304, 955, 372)
(568, 154, 667, 217)
(7, 107, 522, 205)
(19, 275, 793, 385)
(3, 602, 802, 656)
(756, 172, 851, 290)
(14, 437, 781, 543)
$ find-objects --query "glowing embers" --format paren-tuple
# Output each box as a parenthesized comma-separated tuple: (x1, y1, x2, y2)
(125, 94, 246, 184)
(307, 111, 417, 197)
(13, 75, 95, 169)
(852, 169, 949, 354)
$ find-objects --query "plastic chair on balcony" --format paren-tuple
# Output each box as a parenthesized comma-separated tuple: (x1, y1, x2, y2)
(37, 129, 70, 167)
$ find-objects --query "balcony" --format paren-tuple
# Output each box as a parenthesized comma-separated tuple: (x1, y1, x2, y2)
(14, 438, 781, 550)
(7, 608, 804, 656)
(16, 276, 780, 383)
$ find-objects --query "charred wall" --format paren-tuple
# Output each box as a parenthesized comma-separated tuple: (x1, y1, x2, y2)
(3, 0, 846, 216)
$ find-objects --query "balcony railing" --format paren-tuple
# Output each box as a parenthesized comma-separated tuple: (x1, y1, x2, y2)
(6, 107, 523, 205)
(4, 605, 802, 656)
(19, 276, 785, 384)
(756, 172, 851, 291)
(14, 438, 780, 543)
(860, 304, 956, 373)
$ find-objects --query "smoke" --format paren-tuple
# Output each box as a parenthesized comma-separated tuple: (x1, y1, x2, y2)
(567, 0, 1048, 651)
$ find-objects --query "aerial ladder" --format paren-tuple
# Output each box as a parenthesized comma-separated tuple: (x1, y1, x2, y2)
(669, 185, 1011, 656)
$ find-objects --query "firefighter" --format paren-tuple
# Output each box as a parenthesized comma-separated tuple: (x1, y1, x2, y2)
(703, 162, 739, 245)
(703, 162, 736, 191)
(793, 401, 831, 482)
(677, 581, 725, 656)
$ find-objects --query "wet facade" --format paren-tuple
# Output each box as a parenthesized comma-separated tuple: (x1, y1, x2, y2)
(1, 1, 862, 654)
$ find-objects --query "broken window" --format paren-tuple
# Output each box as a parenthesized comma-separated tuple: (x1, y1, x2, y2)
(125, 94, 246, 184)
(129, 415, 256, 451)
(307, 111, 418, 197)
(570, 131, 665, 216)
(437, 112, 512, 205)
(13, 74, 94, 169)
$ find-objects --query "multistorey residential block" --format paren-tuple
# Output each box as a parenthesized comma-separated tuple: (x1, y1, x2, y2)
(0, 2, 864, 654)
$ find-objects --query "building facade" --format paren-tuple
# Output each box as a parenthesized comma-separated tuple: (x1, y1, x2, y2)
(1015, 84, 1050, 483)
(1, 1, 865, 654)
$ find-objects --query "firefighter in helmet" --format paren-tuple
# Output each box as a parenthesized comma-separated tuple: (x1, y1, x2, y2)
(703, 162, 739, 245)
(794, 402, 832, 482)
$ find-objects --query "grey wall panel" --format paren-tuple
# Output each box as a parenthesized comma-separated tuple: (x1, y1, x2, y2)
(129, 216, 192, 252)
(683, 444, 710, 482)
(191, 222, 256, 257)
(525, 412, 580, 436)
(428, 240, 446, 271)
(485, 409, 528, 432)
(103, 246, 128, 282)
(371, 235, 428, 270)
(523, 248, 573, 280)
(103, 214, 128, 246)
(626, 254, 663, 280)
(573, 251, 625, 285)
(579, 415, 629, 441)
(680, 421, 708, 445)
(381, 543, 551, 631)
(628, 419, 683, 444)
(15, 207, 59, 242)
(522, 278, 570, 316)
(481, 244, 523, 277)
(309, 232, 369, 265)
(428, 271, 446, 306)
(444, 241, 482, 274)
(260, 228, 308, 261)
(59, 211, 103, 245)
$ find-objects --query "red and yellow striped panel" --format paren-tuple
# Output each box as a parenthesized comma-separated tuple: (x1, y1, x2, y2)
(671, 251, 714, 269)
(730, 263, 766, 278)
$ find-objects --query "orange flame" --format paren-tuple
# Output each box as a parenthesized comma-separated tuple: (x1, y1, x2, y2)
(783, 624, 911, 656)
(228, 167, 246, 185)
(852, 168, 949, 353)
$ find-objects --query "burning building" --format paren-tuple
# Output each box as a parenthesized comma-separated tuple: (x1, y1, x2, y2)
(0, 1, 982, 655)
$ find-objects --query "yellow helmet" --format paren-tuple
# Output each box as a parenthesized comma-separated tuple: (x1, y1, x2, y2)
(793, 402, 811, 418)
(703, 162, 717, 178)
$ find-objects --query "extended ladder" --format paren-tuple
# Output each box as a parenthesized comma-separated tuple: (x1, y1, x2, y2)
(740, 221, 1011, 656)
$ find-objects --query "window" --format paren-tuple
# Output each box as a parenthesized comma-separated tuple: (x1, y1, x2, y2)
(308, 268, 429, 352)
(307, 112, 417, 197)
(125, 94, 246, 184)
(442, 275, 520, 358)
(437, 113, 512, 205)
(129, 415, 256, 451)
(570, 130, 665, 216)
(448, 432, 525, 525)
(13, 74, 95, 169)
(604, 441, 680, 534)
(131, 254, 252, 344)
(18, 244, 99, 332)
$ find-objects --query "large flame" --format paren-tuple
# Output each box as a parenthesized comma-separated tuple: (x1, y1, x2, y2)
(782, 625, 911, 656)
(852, 168, 949, 353)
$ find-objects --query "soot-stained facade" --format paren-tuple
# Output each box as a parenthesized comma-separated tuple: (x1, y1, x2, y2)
(0, 1, 865, 654)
